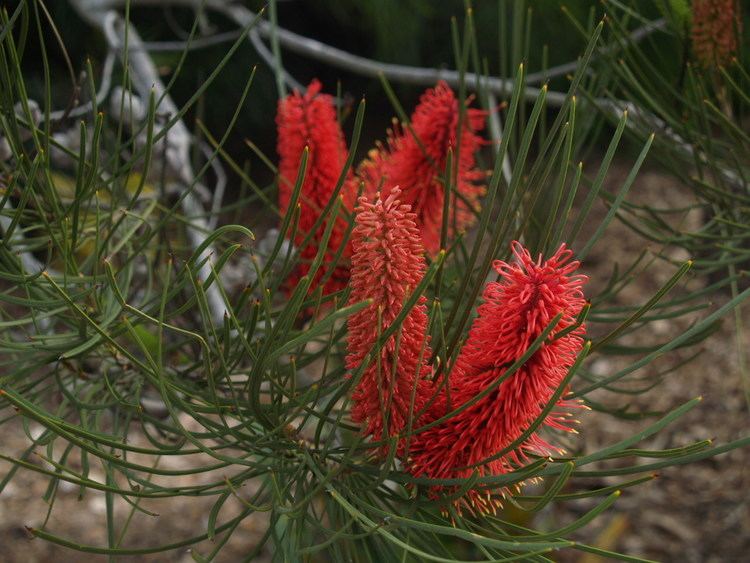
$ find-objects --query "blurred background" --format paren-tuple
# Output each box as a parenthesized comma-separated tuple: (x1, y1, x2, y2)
(21, 1, 672, 187)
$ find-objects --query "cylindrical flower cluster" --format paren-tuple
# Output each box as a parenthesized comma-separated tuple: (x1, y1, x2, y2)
(347, 232, 588, 514)
(276, 80, 589, 516)
(358, 81, 486, 255)
(275, 80, 488, 300)
(276, 80, 357, 296)
(346, 189, 434, 451)
(406, 242, 588, 514)
(691, 0, 743, 69)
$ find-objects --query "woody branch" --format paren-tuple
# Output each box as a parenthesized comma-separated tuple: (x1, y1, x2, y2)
(74, 0, 743, 193)
(69, 0, 228, 324)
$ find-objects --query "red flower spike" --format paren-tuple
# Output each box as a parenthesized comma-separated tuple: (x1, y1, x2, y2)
(346, 188, 434, 452)
(358, 82, 487, 255)
(692, 0, 742, 69)
(276, 80, 357, 295)
(407, 242, 588, 516)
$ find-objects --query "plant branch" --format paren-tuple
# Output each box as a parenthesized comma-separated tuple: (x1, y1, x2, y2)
(83, 0, 556, 102)
(525, 18, 666, 84)
(69, 0, 227, 323)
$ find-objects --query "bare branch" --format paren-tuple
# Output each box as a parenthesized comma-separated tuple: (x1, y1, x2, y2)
(69, 0, 228, 324)
(120, 29, 244, 52)
(79, 0, 743, 193)
(47, 51, 116, 121)
(1, 101, 51, 289)
(200, 139, 228, 231)
(85, 0, 555, 102)
(248, 29, 304, 93)
(525, 18, 667, 84)
(0, 201, 47, 277)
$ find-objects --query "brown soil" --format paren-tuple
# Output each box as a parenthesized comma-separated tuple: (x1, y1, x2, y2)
(560, 165, 750, 562)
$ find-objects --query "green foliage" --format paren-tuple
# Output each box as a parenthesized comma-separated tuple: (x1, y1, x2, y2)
(573, 0, 750, 404)
(0, 1, 748, 561)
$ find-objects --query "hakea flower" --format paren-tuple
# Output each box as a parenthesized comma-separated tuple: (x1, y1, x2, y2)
(407, 242, 588, 516)
(346, 188, 434, 451)
(357, 81, 486, 255)
(276, 79, 358, 295)
(691, 0, 742, 69)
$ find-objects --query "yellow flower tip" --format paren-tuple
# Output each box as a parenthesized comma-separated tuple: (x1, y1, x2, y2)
(41, 270, 50, 278)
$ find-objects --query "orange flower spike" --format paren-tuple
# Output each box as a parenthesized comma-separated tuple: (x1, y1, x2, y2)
(358, 82, 487, 255)
(346, 188, 434, 452)
(276, 80, 358, 295)
(692, 0, 743, 69)
(407, 242, 588, 515)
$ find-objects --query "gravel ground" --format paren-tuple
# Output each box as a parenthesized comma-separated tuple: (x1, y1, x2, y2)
(561, 165, 750, 562)
(1, 162, 748, 561)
